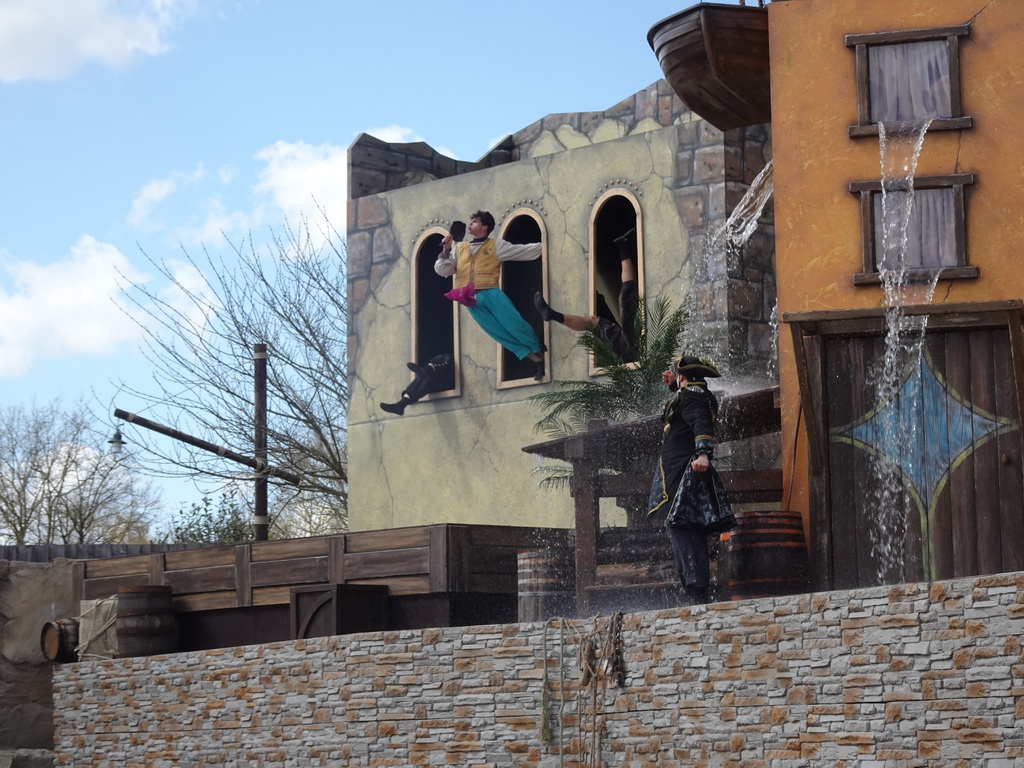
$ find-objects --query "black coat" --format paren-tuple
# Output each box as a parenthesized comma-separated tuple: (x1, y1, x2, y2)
(647, 383, 736, 532)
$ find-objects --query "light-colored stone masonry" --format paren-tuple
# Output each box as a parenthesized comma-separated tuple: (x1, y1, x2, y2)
(55, 572, 1024, 767)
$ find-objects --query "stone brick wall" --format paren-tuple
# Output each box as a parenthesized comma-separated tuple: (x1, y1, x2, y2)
(54, 571, 1024, 766)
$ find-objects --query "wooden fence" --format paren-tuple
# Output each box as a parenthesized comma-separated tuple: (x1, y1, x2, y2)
(72, 524, 570, 614)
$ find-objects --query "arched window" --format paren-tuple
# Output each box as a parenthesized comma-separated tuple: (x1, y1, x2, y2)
(497, 210, 549, 387)
(411, 228, 459, 398)
(588, 191, 645, 372)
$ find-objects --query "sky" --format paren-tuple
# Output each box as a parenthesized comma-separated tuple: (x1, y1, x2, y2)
(0, 0, 742, 515)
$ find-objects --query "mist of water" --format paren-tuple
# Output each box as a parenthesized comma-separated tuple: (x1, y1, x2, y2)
(767, 299, 779, 381)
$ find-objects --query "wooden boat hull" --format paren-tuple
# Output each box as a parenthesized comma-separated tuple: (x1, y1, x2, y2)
(648, 2, 771, 131)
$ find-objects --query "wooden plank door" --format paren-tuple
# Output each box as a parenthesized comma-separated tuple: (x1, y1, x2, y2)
(823, 327, 1023, 588)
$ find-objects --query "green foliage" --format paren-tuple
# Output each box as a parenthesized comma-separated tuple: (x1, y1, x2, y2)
(529, 294, 689, 439)
(168, 491, 251, 544)
(531, 462, 575, 492)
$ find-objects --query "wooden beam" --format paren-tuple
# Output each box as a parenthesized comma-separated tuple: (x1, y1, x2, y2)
(327, 535, 346, 584)
(235, 544, 252, 608)
(569, 460, 600, 615)
(1005, 310, 1024, 449)
(113, 408, 301, 485)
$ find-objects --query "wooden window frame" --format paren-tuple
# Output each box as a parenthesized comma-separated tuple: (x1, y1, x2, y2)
(496, 208, 549, 390)
(846, 25, 972, 138)
(411, 227, 461, 401)
(849, 173, 976, 285)
(587, 189, 645, 377)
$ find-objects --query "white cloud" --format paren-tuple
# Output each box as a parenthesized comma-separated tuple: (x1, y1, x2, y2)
(135, 126, 446, 250)
(157, 258, 220, 335)
(128, 165, 205, 228)
(175, 199, 254, 247)
(0, 0, 196, 82)
(254, 140, 349, 228)
(0, 236, 146, 378)
(367, 125, 423, 144)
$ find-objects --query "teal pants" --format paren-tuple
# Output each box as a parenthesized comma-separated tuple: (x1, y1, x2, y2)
(467, 288, 541, 359)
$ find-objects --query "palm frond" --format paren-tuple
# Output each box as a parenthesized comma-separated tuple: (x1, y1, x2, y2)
(532, 462, 574, 491)
(528, 294, 692, 433)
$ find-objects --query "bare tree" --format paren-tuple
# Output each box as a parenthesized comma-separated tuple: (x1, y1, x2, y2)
(0, 400, 160, 545)
(117, 212, 348, 530)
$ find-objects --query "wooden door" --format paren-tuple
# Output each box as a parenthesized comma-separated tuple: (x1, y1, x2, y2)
(823, 326, 1024, 588)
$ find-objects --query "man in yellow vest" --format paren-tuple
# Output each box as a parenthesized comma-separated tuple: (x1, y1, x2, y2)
(436, 210, 546, 380)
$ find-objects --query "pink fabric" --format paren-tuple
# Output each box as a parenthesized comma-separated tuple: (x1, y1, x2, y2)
(444, 281, 478, 307)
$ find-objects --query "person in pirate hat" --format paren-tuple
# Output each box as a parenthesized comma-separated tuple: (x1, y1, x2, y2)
(647, 355, 736, 604)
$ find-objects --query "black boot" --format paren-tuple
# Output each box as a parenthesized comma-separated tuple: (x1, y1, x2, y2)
(533, 292, 564, 324)
(614, 227, 637, 258)
(379, 397, 409, 415)
(533, 356, 546, 381)
(406, 362, 427, 377)
(683, 585, 710, 605)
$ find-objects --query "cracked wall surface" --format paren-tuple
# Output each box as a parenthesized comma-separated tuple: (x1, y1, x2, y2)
(347, 82, 773, 533)
(770, 0, 1024, 534)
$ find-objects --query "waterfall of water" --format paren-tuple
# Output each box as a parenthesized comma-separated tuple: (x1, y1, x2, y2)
(869, 119, 942, 583)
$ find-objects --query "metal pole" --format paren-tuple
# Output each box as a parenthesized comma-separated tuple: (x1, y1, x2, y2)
(111, 409, 300, 485)
(253, 343, 269, 542)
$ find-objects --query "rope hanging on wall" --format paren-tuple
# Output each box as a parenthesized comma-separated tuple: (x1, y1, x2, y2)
(538, 612, 627, 767)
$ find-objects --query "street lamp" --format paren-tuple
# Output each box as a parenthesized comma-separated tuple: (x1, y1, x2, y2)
(108, 428, 126, 457)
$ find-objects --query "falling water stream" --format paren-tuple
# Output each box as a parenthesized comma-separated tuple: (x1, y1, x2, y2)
(684, 160, 776, 367)
(868, 119, 943, 583)
(714, 159, 775, 253)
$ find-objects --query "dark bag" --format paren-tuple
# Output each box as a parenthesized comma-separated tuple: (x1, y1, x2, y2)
(667, 462, 736, 532)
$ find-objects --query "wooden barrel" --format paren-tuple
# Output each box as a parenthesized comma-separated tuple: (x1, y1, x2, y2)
(40, 618, 79, 663)
(517, 548, 576, 623)
(116, 585, 177, 657)
(722, 510, 810, 600)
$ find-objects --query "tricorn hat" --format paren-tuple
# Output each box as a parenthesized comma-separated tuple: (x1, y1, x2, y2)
(674, 355, 721, 381)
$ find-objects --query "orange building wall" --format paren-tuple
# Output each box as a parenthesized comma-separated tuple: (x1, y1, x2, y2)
(768, 0, 1024, 532)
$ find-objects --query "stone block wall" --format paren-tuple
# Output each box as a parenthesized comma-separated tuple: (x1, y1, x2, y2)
(674, 120, 775, 375)
(1, 560, 77, 768)
(54, 570, 1024, 766)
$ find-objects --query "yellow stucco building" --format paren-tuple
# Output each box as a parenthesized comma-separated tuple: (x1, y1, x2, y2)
(771, 0, 1024, 588)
